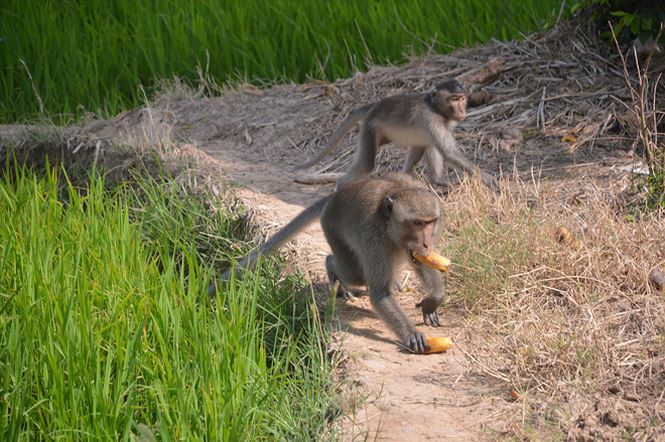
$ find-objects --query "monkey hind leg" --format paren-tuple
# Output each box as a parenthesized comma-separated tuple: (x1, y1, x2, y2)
(402, 146, 425, 173)
(336, 127, 379, 190)
(335, 163, 372, 190)
(325, 254, 364, 300)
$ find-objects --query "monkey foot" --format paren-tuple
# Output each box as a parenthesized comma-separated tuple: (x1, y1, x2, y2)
(336, 288, 357, 301)
(422, 310, 441, 326)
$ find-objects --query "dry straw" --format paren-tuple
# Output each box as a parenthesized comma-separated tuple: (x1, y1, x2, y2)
(443, 172, 664, 438)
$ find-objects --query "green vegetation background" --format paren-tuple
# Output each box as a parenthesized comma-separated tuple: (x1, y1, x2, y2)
(1, 0, 568, 123)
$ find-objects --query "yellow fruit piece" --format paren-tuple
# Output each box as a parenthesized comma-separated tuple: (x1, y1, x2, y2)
(412, 251, 451, 272)
(556, 226, 573, 244)
(562, 133, 577, 143)
(556, 226, 582, 249)
(425, 336, 453, 354)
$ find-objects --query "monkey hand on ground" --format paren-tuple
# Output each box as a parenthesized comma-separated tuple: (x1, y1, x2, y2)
(415, 297, 442, 327)
(403, 332, 429, 354)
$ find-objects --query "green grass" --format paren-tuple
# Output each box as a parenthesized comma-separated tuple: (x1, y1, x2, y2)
(0, 164, 335, 440)
(1, 0, 572, 123)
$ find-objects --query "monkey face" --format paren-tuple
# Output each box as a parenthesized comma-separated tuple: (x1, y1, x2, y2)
(387, 191, 442, 257)
(432, 79, 467, 123)
(436, 91, 466, 123)
(448, 92, 467, 122)
(403, 218, 438, 257)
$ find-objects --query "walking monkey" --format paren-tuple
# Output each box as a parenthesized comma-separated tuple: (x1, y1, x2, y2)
(210, 173, 446, 353)
(295, 79, 497, 190)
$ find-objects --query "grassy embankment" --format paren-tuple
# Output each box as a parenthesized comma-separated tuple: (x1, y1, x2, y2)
(0, 164, 334, 440)
(1, 0, 568, 123)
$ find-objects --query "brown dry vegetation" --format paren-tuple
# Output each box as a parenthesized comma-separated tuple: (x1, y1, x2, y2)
(443, 177, 664, 439)
(2, 15, 665, 440)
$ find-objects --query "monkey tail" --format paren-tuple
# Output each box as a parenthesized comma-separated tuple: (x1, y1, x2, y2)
(233, 194, 333, 271)
(212, 194, 333, 293)
(293, 104, 374, 170)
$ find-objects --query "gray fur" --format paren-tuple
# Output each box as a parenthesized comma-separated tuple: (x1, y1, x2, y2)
(296, 80, 498, 191)
(212, 172, 446, 353)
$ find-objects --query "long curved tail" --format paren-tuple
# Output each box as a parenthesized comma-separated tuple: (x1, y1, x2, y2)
(245, 194, 332, 264)
(210, 194, 334, 296)
(293, 103, 373, 170)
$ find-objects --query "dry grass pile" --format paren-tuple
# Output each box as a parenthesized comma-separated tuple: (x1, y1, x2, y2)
(293, 16, 650, 180)
(442, 176, 665, 439)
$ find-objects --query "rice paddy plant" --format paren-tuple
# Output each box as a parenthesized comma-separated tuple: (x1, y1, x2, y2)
(1, 0, 571, 123)
(0, 163, 335, 440)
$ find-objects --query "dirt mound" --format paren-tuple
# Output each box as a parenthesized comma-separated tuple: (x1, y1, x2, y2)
(2, 16, 664, 440)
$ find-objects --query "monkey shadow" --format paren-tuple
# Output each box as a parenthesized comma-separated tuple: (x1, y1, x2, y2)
(337, 303, 401, 348)
(310, 280, 402, 349)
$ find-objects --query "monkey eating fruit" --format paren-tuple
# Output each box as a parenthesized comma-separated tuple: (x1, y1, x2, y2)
(210, 172, 448, 354)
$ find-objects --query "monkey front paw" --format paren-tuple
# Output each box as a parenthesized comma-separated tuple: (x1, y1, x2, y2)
(422, 310, 441, 327)
(404, 333, 429, 354)
(415, 300, 442, 327)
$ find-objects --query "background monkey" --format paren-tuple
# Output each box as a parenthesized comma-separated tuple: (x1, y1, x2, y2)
(295, 79, 498, 190)
(210, 173, 446, 353)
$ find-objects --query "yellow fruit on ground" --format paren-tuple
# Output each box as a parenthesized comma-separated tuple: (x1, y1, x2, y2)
(556, 226, 573, 244)
(424, 336, 453, 354)
(412, 251, 451, 272)
(556, 226, 582, 249)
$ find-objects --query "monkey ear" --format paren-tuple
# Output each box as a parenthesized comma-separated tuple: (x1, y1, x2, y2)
(381, 195, 394, 217)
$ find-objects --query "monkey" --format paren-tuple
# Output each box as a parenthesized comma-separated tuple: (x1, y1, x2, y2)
(209, 172, 446, 353)
(294, 79, 498, 191)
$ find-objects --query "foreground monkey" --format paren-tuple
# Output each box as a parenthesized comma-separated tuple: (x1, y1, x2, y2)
(210, 173, 446, 353)
(294, 79, 497, 190)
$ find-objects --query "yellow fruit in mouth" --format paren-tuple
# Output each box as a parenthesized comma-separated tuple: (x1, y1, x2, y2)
(412, 251, 451, 272)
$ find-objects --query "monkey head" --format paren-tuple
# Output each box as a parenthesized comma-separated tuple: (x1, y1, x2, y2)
(382, 188, 443, 257)
(428, 79, 467, 124)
